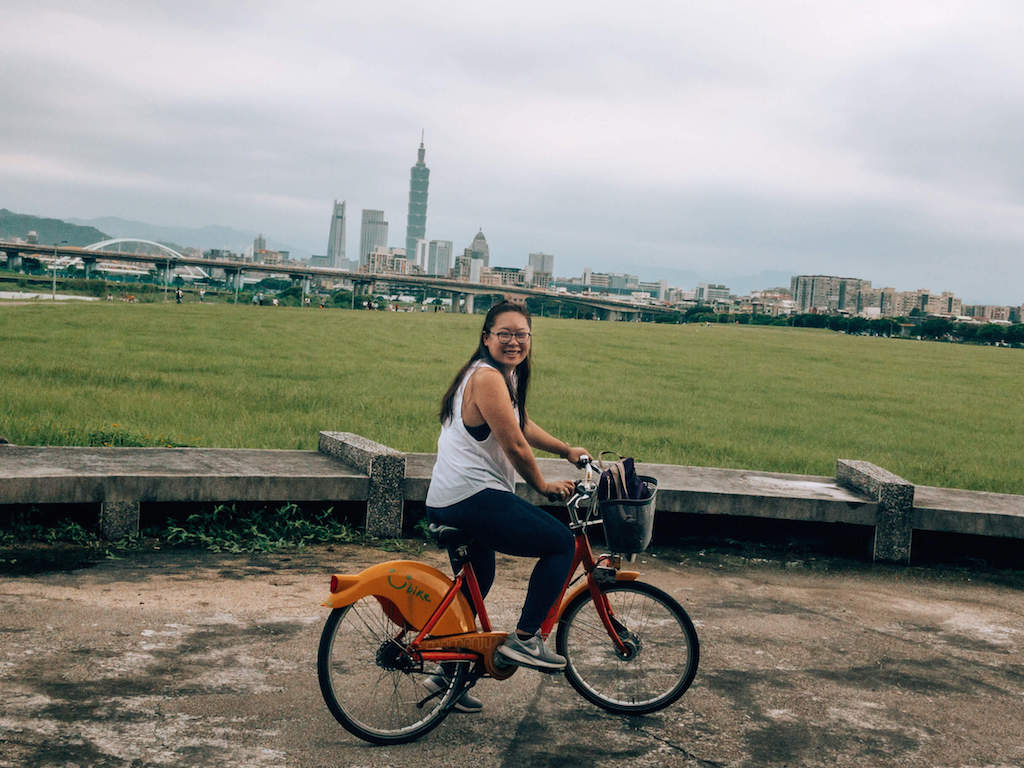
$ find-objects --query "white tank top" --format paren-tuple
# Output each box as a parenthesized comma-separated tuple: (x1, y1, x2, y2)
(426, 360, 518, 507)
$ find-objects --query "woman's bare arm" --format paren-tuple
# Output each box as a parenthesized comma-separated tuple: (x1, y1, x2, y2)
(524, 418, 590, 466)
(468, 369, 573, 498)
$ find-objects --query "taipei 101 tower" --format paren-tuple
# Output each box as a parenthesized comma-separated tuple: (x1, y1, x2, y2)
(405, 134, 430, 264)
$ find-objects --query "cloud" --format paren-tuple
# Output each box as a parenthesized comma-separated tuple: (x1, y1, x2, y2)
(1, 0, 1022, 304)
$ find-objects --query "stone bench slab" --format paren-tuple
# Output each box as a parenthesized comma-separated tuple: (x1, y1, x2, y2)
(0, 446, 368, 504)
(405, 454, 876, 524)
(914, 485, 1024, 538)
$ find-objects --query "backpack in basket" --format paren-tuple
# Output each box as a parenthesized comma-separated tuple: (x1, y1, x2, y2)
(595, 452, 657, 554)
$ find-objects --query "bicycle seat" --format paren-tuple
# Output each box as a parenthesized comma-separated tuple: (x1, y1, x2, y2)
(426, 523, 472, 549)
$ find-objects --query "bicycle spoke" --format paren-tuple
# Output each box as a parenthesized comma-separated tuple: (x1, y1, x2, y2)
(318, 597, 468, 743)
(557, 582, 699, 714)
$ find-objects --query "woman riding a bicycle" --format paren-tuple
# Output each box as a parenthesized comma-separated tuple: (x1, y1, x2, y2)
(317, 301, 699, 744)
(425, 301, 590, 707)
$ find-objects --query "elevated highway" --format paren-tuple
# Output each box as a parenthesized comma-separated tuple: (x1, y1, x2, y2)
(0, 240, 682, 320)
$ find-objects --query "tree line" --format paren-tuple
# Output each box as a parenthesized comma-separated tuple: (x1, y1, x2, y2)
(679, 306, 1023, 346)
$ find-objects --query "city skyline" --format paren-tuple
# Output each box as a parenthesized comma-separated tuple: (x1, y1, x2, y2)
(2, 2, 1023, 304)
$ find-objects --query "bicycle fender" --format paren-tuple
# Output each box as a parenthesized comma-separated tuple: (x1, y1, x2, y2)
(322, 560, 476, 635)
(554, 571, 640, 623)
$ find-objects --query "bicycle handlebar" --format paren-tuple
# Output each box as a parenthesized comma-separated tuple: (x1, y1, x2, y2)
(545, 455, 596, 502)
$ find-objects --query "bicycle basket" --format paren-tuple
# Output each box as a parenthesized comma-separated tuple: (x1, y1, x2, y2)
(599, 476, 657, 554)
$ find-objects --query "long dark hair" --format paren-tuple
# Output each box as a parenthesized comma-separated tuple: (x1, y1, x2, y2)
(439, 301, 532, 429)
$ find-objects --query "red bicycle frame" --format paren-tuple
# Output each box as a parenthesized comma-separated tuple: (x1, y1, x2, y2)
(410, 521, 629, 666)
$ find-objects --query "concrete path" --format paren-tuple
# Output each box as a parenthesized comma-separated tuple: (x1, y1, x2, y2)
(1, 546, 1021, 768)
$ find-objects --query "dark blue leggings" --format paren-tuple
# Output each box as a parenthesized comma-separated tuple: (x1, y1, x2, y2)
(426, 488, 575, 635)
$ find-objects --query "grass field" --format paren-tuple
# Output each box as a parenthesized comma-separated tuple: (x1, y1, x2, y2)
(2, 302, 1022, 494)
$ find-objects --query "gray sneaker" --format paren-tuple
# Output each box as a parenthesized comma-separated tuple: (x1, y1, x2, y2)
(496, 632, 566, 671)
(422, 674, 482, 713)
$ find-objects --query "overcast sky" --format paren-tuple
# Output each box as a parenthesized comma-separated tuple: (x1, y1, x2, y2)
(2, 0, 1022, 303)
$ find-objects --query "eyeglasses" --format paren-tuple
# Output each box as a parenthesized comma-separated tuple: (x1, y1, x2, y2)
(490, 331, 532, 343)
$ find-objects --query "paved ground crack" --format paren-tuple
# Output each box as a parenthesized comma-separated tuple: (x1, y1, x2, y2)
(634, 724, 726, 768)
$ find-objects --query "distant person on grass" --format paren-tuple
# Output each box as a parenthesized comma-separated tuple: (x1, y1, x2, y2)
(424, 301, 590, 712)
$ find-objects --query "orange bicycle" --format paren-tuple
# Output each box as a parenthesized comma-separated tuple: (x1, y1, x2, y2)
(317, 459, 699, 744)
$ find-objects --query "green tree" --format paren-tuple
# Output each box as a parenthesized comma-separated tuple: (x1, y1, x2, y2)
(976, 324, 1005, 345)
(826, 315, 850, 332)
(868, 318, 894, 336)
(257, 277, 291, 292)
(919, 317, 953, 339)
(797, 313, 828, 328)
(847, 317, 870, 334)
(954, 323, 978, 342)
(684, 304, 710, 319)
(331, 290, 353, 306)
(275, 286, 304, 306)
(1003, 324, 1024, 346)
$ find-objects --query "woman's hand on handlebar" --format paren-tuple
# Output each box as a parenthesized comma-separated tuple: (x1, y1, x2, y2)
(543, 479, 575, 502)
(564, 446, 592, 468)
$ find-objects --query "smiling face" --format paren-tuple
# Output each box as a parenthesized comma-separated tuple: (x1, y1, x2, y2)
(482, 310, 532, 372)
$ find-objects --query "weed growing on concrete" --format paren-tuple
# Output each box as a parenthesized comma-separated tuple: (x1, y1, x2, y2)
(0, 515, 98, 547)
(160, 502, 358, 553)
(0, 503, 360, 557)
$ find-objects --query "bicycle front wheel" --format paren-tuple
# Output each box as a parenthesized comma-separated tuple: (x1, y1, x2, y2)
(555, 581, 699, 714)
(317, 597, 468, 745)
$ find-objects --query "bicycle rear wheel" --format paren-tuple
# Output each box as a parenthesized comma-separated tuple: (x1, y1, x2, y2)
(317, 597, 469, 744)
(555, 581, 699, 714)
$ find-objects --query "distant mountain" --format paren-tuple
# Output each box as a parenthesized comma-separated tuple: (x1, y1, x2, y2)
(67, 216, 311, 259)
(0, 208, 109, 246)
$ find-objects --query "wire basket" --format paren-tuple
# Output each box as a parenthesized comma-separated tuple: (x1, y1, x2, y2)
(599, 476, 657, 554)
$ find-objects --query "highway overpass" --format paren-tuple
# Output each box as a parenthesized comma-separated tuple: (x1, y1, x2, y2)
(0, 240, 684, 321)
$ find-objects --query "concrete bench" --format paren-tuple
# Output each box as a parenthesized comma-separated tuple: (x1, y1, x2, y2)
(0, 433, 396, 539)
(407, 454, 1024, 564)
(3, 435, 1022, 564)
(407, 454, 885, 550)
(913, 485, 1024, 539)
(406, 454, 874, 524)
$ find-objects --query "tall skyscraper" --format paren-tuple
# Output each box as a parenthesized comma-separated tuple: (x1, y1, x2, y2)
(428, 239, 453, 276)
(405, 136, 430, 261)
(528, 252, 554, 275)
(326, 200, 346, 269)
(528, 252, 554, 288)
(469, 230, 489, 266)
(359, 209, 388, 267)
(413, 239, 428, 272)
